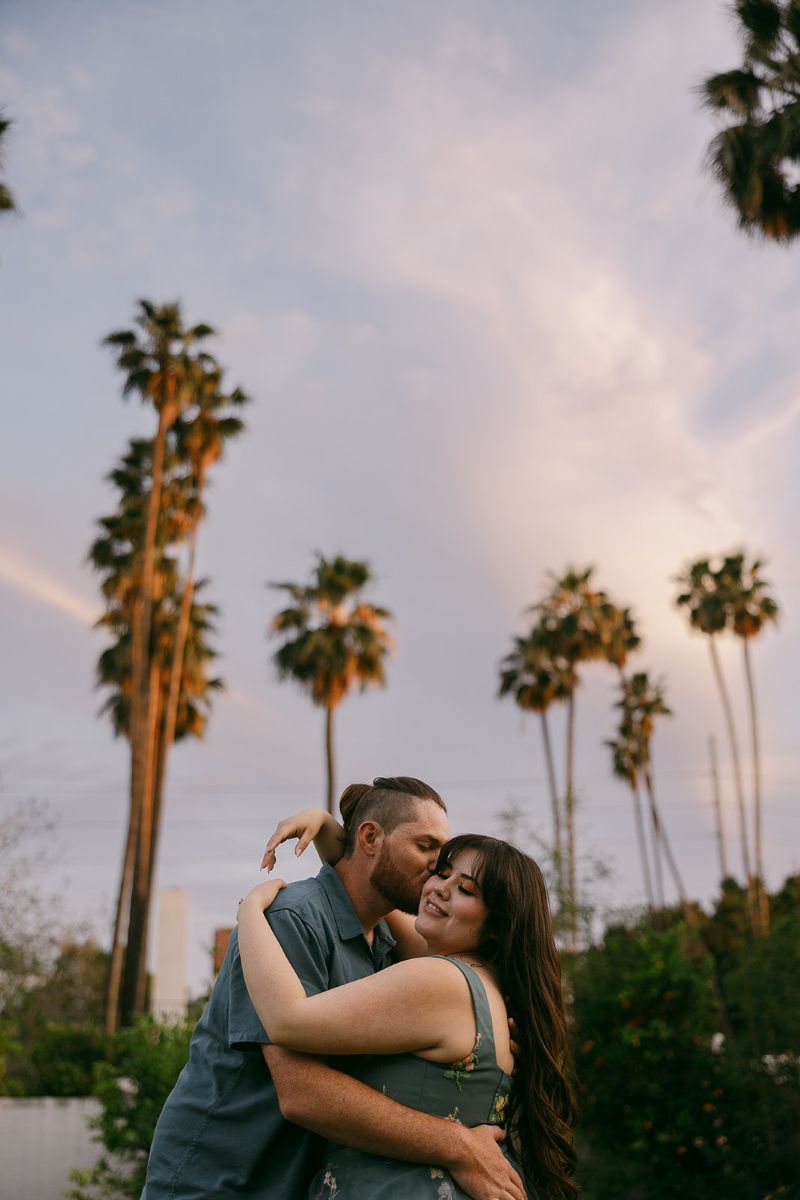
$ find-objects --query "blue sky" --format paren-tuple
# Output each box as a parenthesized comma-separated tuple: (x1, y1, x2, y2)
(1, 0, 798, 990)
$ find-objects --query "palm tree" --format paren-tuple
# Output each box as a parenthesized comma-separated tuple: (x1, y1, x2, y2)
(606, 717, 655, 909)
(0, 108, 18, 215)
(531, 567, 629, 944)
(615, 672, 688, 912)
(719, 552, 779, 931)
(270, 555, 394, 811)
(104, 302, 215, 1017)
(700, 0, 800, 241)
(675, 558, 753, 891)
(498, 625, 574, 901)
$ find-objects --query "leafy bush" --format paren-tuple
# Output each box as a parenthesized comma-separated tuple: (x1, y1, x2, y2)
(22, 1022, 107, 1096)
(66, 1017, 192, 1200)
(570, 909, 800, 1200)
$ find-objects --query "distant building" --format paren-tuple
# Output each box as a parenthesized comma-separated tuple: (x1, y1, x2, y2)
(213, 927, 233, 975)
(152, 888, 190, 1024)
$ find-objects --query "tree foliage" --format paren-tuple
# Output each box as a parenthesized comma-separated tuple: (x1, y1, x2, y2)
(571, 880, 800, 1199)
(66, 1018, 192, 1200)
(0, 107, 18, 215)
(701, 0, 800, 240)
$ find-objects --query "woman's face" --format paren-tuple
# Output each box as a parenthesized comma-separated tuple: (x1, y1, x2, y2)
(415, 849, 489, 957)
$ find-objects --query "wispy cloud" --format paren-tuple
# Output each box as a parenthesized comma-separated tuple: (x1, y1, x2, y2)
(0, 547, 97, 625)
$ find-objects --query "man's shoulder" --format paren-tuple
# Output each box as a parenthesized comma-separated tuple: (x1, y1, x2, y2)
(268, 873, 331, 924)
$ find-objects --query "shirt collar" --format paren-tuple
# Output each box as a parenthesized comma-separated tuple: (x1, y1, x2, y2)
(318, 864, 397, 953)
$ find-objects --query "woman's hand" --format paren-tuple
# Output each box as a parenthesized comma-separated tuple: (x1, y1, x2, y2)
(260, 808, 345, 871)
(238, 879, 287, 918)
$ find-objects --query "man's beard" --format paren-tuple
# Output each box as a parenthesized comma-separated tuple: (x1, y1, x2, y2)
(371, 843, 424, 914)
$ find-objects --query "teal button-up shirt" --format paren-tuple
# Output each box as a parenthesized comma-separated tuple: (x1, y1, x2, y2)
(143, 865, 396, 1199)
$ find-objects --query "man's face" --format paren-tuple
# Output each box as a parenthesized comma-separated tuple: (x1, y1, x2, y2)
(370, 800, 451, 914)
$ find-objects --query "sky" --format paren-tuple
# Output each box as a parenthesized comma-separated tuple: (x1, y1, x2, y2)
(1, 0, 798, 993)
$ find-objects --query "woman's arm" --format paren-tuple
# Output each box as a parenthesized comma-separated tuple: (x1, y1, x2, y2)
(237, 882, 473, 1059)
(260, 808, 345, 871)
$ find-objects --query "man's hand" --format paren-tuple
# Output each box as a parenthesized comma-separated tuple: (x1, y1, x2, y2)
(445, 1124, 526, 1200)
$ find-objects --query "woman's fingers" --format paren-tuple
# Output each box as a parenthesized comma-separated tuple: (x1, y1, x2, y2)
(261, 819, 298, 870)
(260, 809, 327, 870)
(239, 879, 287, 917)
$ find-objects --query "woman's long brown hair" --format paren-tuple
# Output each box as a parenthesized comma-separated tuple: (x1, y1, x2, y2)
(436, 834, 578, 1200)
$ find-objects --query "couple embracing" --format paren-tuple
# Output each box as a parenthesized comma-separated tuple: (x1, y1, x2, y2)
(142, 776, 577, 1200)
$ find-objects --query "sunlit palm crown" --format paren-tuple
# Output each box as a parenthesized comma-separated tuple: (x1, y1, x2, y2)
(103, 300, 216, 418)
(498, 627, 576, 711)
(701, 0, 800, 240)
(530, 566, 639, 671)
(270, 554, 394, 709)
(675, 552, 779, 638)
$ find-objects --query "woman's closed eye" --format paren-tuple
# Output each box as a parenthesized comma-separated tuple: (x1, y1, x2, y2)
(435, 867, 476, 896)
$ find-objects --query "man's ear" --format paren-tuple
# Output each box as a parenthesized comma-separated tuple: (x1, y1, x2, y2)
(355, 819, 384, 858)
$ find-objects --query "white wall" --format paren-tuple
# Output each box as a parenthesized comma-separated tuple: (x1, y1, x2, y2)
(0, 1097, 100, 1200)
(152, 887, 190, 1025)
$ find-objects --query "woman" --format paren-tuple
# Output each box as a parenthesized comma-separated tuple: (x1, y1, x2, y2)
(238, 810, 577, 1200)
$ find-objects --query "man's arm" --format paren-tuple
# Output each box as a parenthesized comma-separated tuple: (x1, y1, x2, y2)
(264, 1046, 526, 1200)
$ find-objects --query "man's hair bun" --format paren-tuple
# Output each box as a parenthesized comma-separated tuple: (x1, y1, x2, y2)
(339, 783, 373, 827)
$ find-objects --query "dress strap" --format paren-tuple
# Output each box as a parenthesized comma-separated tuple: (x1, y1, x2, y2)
(431, 955, 497, 1061)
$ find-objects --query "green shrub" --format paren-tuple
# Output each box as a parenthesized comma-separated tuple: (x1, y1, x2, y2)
(570, 914, 800, 1200)
(66, 1017, 192, 1200)
(28, 1023, 107, 1096)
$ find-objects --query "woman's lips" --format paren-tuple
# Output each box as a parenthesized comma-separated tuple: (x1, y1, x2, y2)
(423, 898, 447, 917)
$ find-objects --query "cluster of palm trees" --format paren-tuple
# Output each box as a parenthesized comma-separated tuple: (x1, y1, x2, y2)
(496, 556, 778, 945)
(499, 568, 645, 943)
(91, 301, 248, 1029)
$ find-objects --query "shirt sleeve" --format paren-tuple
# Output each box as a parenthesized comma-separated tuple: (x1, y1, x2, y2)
(228, 909, 329, 1050)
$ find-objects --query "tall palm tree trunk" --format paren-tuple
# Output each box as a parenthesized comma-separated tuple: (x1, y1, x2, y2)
(121, 661, 162, 1020)
(708, 735, 730, 881)
(649, 795, 665, 908)
(104, 766, 139, 1034)
(161, 519, 200, 779)
(564, 689, 577, 948)
(148, 718, 169, 893)
(325, 704, 335, 814)
(742, 638, 769, 935)
(130, 406, 169, 833)
(643, 762, 689, 915)
(539, 710, 563, 900)
(708, 637, 751, 883)
(631, 782, 654, 909)
(123, 402, 171, 1019)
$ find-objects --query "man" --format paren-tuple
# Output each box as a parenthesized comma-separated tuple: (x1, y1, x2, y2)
(143, 777, 524, 1200)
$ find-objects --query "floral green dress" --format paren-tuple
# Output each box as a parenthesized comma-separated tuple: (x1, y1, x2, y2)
(308, 957, 532, 1199)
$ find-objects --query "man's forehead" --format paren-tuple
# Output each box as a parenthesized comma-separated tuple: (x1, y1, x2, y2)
(398, 805, 450, 842)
